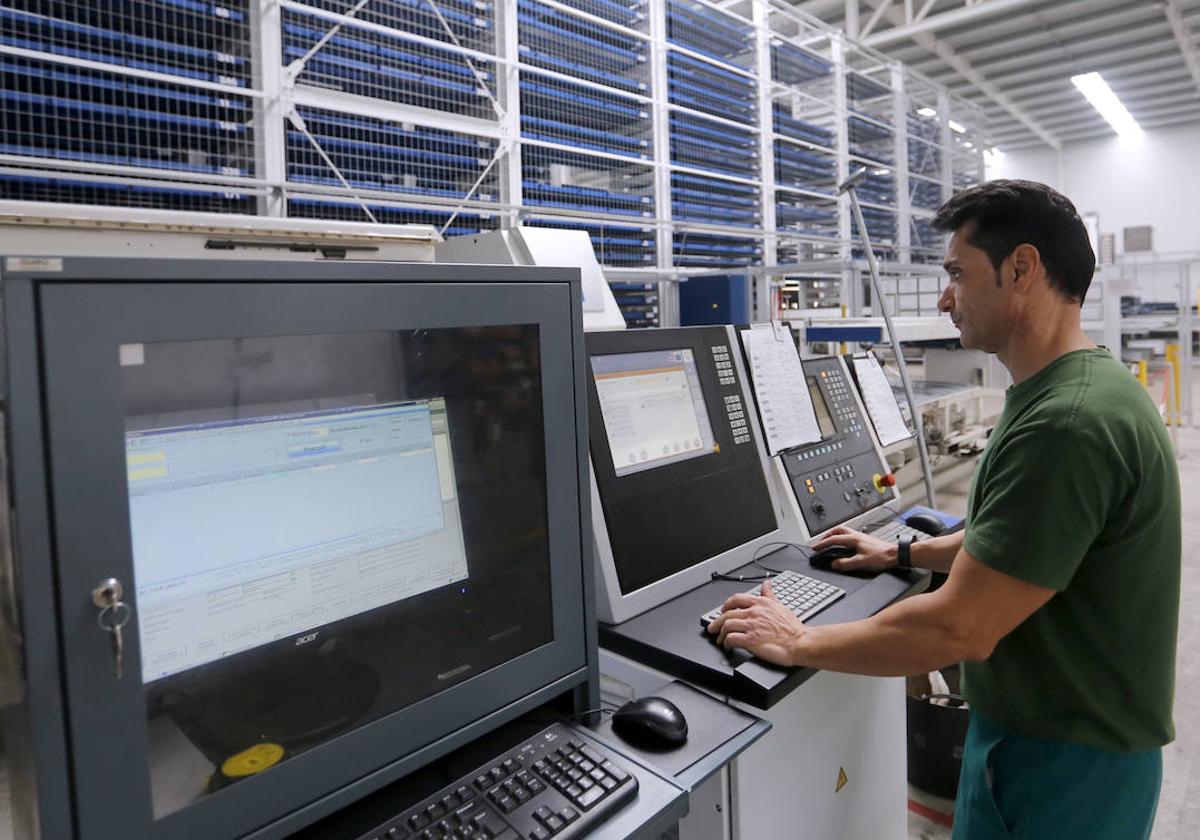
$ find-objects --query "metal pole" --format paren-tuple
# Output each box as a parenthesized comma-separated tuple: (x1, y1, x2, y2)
(839, 168, 939, 508)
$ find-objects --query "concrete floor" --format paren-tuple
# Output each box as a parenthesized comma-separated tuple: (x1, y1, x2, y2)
(908, 419, 1200, 840)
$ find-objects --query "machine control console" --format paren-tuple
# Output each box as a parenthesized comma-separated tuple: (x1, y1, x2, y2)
(779, 357, 893, 534)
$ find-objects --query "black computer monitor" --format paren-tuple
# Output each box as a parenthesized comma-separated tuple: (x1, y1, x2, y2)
(586, 326, 789, 623)
(1, 258, 595, 840)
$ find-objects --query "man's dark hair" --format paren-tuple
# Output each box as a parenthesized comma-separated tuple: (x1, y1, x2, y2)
(932, 180, 1096, 303)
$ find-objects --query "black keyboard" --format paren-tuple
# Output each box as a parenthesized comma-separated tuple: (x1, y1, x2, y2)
(354, 723, 638, 840)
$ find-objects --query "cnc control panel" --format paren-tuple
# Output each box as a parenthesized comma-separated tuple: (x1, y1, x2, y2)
(781, 356, 895, 534)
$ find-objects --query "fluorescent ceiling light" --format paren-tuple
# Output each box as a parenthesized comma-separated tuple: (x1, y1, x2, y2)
(963, 142, 974, 149)
(1070, 72, 1143, 138)
(917, 107, 937, 117)
(948, 120, 966, 133)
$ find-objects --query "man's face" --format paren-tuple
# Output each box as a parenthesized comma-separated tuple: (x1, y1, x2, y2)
(938, 227, 1011, 352)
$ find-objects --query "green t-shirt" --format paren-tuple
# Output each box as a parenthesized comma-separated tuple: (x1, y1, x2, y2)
(962, 348, 1180, 752)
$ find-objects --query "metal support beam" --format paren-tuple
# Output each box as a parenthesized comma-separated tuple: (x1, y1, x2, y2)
(860, 1, 1062, 149)
(1164, 0, 1200, 98)
(864, 0, 1043, 48)
(860, 0, 894, 38)
(845, 0, 860, 37)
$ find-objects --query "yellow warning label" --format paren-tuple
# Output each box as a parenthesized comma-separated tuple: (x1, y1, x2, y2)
(836, 767, 849, 793)
(221, 743, 285, 779)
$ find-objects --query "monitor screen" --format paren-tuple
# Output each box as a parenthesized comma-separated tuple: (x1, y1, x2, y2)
(586, 327, 779, 610)
(127, 399, 468, 683)
(591, 349, 717, 477)
(807, 375, 837, 440)
(120, 327, 555, 818)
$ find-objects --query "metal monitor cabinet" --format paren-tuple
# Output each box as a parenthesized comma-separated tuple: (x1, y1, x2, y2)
(583, 325, 801, 625)
(0, 257, 602, 840)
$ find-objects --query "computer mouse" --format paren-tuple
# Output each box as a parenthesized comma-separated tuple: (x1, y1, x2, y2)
(612, 696, 688, 749)
(809, 544, 855, 570)
(905, 513, 945, 536)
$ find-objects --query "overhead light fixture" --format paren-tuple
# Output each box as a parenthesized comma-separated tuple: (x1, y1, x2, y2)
(948, 120, 966, 134)
(1070, 72, 1142, 139)
(917, 107, 937, 117)
(963, 141, 974, 149)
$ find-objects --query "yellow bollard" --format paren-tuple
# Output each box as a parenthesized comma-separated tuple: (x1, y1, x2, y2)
(1137, 359, 1148, 387)
(1166, 345, 1182, 426)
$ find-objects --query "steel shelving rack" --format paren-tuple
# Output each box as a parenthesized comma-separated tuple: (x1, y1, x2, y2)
(0, 0, 986, 328)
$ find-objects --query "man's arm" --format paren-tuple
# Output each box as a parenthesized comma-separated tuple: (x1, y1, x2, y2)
(707, 546, 1054, 674)
(812, 526, 964, 574)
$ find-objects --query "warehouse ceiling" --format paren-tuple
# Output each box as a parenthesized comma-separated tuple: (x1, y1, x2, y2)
(784, 0, 1200, 150)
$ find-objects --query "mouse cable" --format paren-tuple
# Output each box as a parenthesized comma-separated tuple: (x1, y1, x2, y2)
(710, 540, 810, 583)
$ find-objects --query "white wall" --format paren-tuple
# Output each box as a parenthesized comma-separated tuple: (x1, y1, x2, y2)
(986, 120, 1200, 302)
(988, 121, 1200, 255)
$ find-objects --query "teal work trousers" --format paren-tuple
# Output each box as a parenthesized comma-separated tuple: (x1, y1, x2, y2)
(952, 712, 1162, 839)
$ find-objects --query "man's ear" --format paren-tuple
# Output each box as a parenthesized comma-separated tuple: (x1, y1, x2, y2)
(1009, 243, 1040, 287)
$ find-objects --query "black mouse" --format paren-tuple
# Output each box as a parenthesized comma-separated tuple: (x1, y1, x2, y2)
(612, 696, 688, 749)
(905, 513, 945, 536)
(809, 544, 855, 570)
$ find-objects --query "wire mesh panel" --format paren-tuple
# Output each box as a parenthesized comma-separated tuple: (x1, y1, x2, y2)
(908, 136, 942, 181)
(517, 0, 649, 96)
(771, 40, 830, 86)
(1, 1, 252, 85)
(910, 176, 942, 211)
(671, 172, 759, 227)
(670, 111, 756, 179)
(666, 50, 755, 124)
(851, 206, 897, 261)
(857, 169, 895, 208)
(284, 4, 497, 119)
(299, 0, 496, 55)
(673, 230, 761, 267)
(947, 96, 986, 194)
(911, 216, 944, 264)
(288, 196, 499, 237)
(665, 0, 753, 69)
(0, 170, 258, 212)
(524, 216, 656, 268)
(286, 106, 499, 202)
(521, 145, 654, 217)
(775, 190, 837, 238)
(519, 72, 651, 159)
(0, 54, 256, 176)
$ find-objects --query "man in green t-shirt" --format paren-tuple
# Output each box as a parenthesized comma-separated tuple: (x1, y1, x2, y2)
(707, 180, 1180, 838)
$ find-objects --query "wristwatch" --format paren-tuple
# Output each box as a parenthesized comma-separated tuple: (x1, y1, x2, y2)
(897, 535, 916, 570)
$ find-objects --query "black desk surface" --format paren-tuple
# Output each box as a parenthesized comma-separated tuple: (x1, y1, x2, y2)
(591, 680, 770, 793)
(598, 545, 931, 709)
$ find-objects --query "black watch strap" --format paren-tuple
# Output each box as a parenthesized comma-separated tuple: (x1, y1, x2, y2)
(897, 535, 915, 570)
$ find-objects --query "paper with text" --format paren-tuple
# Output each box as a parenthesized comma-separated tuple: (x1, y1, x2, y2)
(740, 327, 821, 455)
(853, 355, 912, 447)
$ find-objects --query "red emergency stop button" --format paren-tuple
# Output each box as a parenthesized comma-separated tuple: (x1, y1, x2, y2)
(872, 472, 896, 493)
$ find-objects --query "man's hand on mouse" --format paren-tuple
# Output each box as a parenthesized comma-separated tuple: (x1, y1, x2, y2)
(706, 580, 807, 667)
(811, 526, 897, 572)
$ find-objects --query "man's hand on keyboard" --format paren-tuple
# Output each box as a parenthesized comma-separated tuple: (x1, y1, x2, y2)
(706, 580, 806, 667)
(812, 526, 898, 572)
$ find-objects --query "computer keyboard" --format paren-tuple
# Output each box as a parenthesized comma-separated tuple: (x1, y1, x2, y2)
(700, 569, 846, 629)
(863, 519, 927, 543)
(354, 723, 637, 840)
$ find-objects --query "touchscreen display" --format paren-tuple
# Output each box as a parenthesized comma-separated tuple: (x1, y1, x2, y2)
(591, 349, 717, 477)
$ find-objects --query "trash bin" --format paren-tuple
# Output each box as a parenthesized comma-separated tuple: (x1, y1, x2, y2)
(906, 665, 969, 800)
